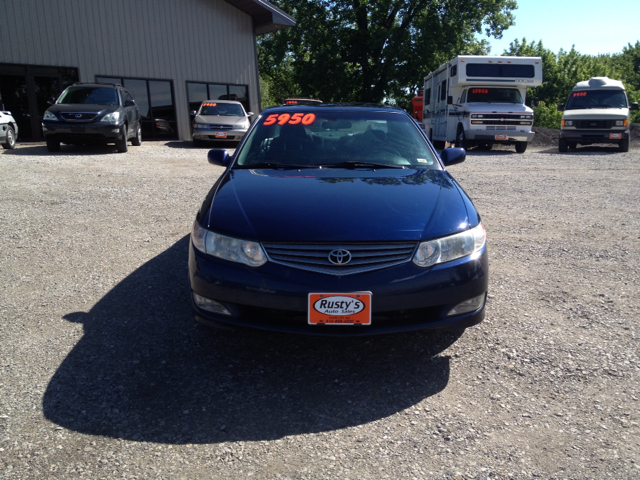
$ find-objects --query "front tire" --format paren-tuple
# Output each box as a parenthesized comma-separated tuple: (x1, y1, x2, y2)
(131, 123, 142, 146)
(46, 138, 60, 152)
(455, 127, 467, 149)
(619, 137, 629, 153)
(2, 126, 16, 149)
(515, 142, 527, 153)
(116, 125, 128, 153)
(558, 138, 568, 152)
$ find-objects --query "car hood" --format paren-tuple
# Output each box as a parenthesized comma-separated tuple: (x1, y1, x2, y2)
(464, 103, 533, 114)
(201, 168, 476, 243)
(196, 114, 247, 126)
(46, 104, 120, 114)
(562, 108, 629, 120)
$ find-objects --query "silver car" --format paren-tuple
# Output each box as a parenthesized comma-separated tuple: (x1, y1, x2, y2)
(0, 110, 18, 150)
(191, 100, 253, 146)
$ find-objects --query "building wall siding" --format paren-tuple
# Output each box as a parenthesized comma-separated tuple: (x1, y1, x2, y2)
(0, 0, 259, 140)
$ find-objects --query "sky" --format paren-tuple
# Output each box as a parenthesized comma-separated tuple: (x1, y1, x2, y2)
(483, 0, 640, 56)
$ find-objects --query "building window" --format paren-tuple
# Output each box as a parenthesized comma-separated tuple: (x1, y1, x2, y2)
(186, 82, 249, 114)
(96, 76, 177, 139)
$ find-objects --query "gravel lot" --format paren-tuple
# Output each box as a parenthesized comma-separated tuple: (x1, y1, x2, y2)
(1, 138, 639, 480)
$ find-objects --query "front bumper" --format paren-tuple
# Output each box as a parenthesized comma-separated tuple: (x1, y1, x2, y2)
(192, 128, 247, 142)
(42, 122, 123, 142)
(188, 242, 489, 336)
(560, 129, 629, 144)
(466, 129, 535, 143)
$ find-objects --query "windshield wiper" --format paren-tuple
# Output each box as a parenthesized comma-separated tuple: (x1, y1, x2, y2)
(240, 162, 313, 170)
(324, 161, 406, 169)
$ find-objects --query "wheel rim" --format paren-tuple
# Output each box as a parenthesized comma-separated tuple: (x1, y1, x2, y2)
(137, 126, 141, 142)
(8, 130, 14, 146)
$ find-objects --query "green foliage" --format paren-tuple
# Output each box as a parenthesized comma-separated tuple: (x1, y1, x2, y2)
(532, 101, 562, 129)
(258, 0, 517, 106)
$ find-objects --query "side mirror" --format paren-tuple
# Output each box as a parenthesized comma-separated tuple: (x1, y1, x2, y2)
(124, 99, 136, 107)
(447, 96, 453, 105)
(47, 96, 56, 105)
(557, 103, 565, 112)
(207, 149, 232, 166)
(190, 110, 197, 116)
(440, 147, 465, 166)
(246, 112, 254, 116)
(630, 102, 639, 111)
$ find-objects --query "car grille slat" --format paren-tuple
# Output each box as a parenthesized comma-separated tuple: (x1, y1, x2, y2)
(575, 120, 613, 129)
(262, 242, 417, 275)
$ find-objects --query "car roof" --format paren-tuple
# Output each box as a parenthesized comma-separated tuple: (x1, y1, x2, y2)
(201, 99, 243, 105)
(69, 82, 121, 89)
(262, 103, 407, 114)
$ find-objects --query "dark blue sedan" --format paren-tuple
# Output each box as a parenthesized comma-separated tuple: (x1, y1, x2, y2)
(189, 104, 488, 335)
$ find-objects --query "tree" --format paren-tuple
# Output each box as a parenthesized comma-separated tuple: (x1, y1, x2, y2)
(258, 0, 517, 105)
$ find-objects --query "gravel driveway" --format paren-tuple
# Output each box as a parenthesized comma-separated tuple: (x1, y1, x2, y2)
(1, 140, 639, 479)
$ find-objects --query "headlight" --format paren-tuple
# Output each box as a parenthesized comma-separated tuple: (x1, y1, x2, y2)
(615, 120, 628, 126)
(192, 220, 267, 267)
(101, 111, 121, 123)
(562, 120, 573, 127)
(471, 114, 483, 119)
(43, 111, 57, 121)
(412, 223, 486, 268)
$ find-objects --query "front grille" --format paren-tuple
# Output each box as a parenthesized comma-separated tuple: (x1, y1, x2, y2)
(575, 120, 613, 129)
(262, 242, 417, 276)
(59, 112, 99, 122)
(485, 126, 516, 131)
(201, 124, 234, 130)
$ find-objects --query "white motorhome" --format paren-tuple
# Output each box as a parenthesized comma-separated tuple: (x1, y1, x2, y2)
(422, 55, 542, 153)
(557, 77, 638, 152)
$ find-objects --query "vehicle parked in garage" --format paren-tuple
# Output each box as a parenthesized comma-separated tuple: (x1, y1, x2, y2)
(0, 110, 18, 149)
(42, 82, 142, 153)
(189, 104, 488, 335)
(190, 100, 253, 147)
(557, 77, 638, 152)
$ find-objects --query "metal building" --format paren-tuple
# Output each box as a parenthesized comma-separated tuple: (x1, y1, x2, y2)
(0, 0, 295, 142)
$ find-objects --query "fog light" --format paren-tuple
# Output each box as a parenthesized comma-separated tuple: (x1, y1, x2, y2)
(193, 293, 232, 315)
(447, 293, 486, 316)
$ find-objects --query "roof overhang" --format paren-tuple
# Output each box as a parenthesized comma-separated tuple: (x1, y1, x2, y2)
(224, 0, 296, 35)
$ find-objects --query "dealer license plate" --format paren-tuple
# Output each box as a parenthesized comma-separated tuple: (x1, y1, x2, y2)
(308, 292, 372, 325)
(214, 132, 227, 138)
(495, 134, 508, 141)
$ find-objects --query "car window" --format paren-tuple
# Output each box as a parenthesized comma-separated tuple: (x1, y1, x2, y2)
(235, 110, 440, 169)
(467, 88, 522, 103)
(565, 89, 628, 109)
(58, 86, 119, 106)
(199, 103, 245, 117)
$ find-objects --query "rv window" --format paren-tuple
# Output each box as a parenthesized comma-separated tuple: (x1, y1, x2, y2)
(425, 88, 431, 106)
(450, 65, 457, 77)
(440, 80, 447, 101)
(466, 64, 535, 78)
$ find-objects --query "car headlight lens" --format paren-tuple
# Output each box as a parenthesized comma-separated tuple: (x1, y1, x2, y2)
(43, 111, 57, 121)
(412, 223, 486, 268)
(562, 120, 573, 127)
(615, 119, 628, 126)
(101, 111, 121, 123)
(192, 221, 267, 267)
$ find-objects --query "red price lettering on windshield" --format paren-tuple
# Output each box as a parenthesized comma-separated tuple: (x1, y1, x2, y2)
(263, 113, 316, 126)
(572, 92, 587, 97)
(472, 88, 489, 94)
(203, 102, 217, 106)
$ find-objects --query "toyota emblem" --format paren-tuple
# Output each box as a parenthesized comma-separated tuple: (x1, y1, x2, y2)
(328, 249, 352, 265)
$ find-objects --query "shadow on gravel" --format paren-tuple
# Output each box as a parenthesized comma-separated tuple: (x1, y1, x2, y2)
(164, 140, 239, 150)
(536, 145, 627, 155)
(43, 235, 460, 444)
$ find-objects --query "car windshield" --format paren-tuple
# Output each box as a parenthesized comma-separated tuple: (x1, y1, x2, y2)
(58, 86, 119, 106)
(565, 89, 628, 109)
(235, 110, 439, 169)
(467, 88, 523, 103)
(199, 102, 245, 117)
